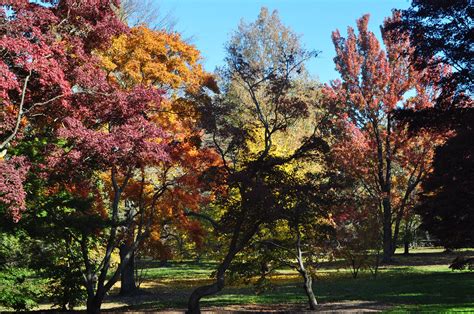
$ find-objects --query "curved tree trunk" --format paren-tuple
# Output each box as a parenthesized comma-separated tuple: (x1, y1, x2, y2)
(265, 229, 318, 310)
(186, 275, 224, 314)
(187, 250, 236, 314)
(302, 269, 318, 310)
(187, 214, 257, 314)
(295, 228, 318, 310)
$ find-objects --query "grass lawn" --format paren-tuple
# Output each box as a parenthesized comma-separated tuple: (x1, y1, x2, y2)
(94, 247, 474, 312)
(6, 248, 470, 312)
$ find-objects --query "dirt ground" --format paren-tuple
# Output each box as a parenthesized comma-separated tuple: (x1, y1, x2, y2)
(101, 301, 391, 313)
(205, 301, 390, 313)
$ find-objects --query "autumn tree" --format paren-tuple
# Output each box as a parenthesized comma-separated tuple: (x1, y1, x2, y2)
(0, 0, 72, 221)
(220, 79, 338, 310)
(8, 1, 169, 312)
(325, 12, 449, 262)
(331, 182, 383, 277)
(46, 59, 166, 313)
(185, 8, 330, 313)
(1, 1, 159, 312)
(98, 24, 220, 295)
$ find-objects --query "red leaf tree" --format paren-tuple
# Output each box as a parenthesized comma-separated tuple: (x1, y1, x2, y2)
(1, 1, 166, 312)
(0, 1, 70, 220)
(325, 12, 449, 262)
(0, 0, 126, 221)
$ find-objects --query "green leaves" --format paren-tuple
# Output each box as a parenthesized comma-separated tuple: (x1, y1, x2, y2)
(0, 267, 46, 311)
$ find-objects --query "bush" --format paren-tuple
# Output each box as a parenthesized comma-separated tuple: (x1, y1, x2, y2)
(0, 267, 45, 311)
(29, 239, 86, 310)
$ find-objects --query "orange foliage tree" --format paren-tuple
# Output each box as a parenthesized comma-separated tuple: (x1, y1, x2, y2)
(98, 25, 221, 294)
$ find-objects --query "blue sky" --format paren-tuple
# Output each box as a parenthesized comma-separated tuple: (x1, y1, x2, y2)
(158, 0, 411, 83)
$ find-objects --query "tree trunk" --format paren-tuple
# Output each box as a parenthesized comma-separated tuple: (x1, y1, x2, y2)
(86, 294, 104, 314)
(186, 276, 224, 314)
(295, 227, 317, 310)
(119, 244, 137, 295)
(302, 269, 318, 310)
(187, 251, 235, 314)
(391, 210, 403, 256)
(404, 240, 410, 255)
(382, 113, 393, 263)
(392, 194, 412, 256)
(382, 197, 393, 263)
(186, 203, 258, 314)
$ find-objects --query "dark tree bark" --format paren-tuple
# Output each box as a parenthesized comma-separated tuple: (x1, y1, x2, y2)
(82, 178, 148, 314)
(382, 197, 393, 262)
(119, 244, 137, 295)
(187, 215, 257, 314)
(85, 242, 139, 313)
(186, 250, 236, 314)
(404, 240, 410, 255)
(86, 293, 105, 314)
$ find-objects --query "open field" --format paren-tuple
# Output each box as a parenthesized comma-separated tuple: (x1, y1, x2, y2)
(22, 247, 471, 313)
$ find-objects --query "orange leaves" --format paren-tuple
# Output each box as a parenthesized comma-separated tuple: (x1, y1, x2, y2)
(327, 12, 451, 217)
(99, 26, 206, 93)
(94, 23, 223, 257)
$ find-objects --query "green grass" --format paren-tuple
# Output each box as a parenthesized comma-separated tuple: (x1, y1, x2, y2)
(140, 260, 216, 280)
(103, 248, 474, 312)
(9, 247, 471, 312)
(206, 266, 474, 311)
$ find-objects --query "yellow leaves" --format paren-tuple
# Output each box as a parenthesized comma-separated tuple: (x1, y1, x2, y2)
(99, 54, 117, 73)
(243, 118, 324, 178)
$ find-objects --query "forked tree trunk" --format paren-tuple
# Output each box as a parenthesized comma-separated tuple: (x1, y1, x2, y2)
(119, 244, 137, 295)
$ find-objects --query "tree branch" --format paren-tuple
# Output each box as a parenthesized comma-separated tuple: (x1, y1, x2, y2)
(0, 71, 31, 150)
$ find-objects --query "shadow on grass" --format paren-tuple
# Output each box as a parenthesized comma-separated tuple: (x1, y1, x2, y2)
(315, 269, 474, 311)
(389, 250, 474, 267)
(109, 267, 474, 312)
